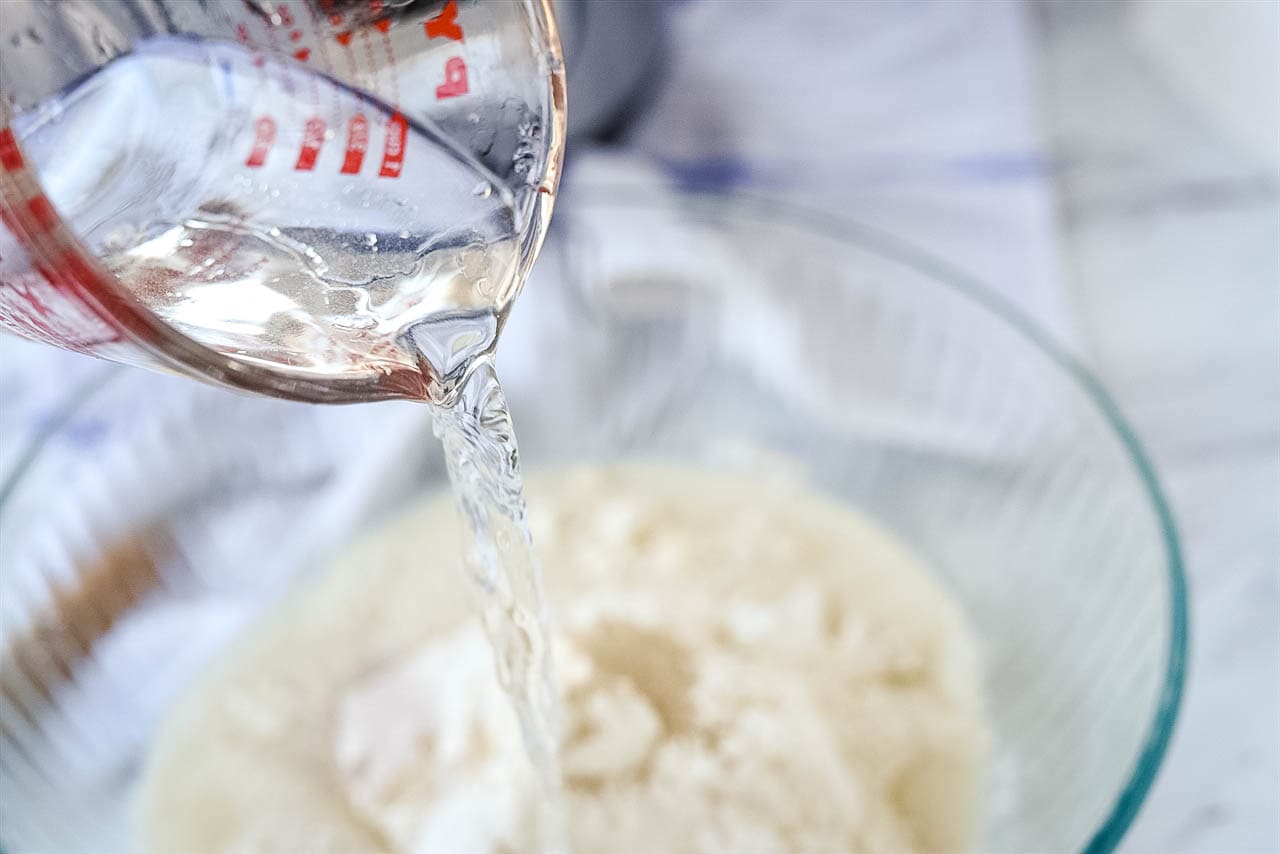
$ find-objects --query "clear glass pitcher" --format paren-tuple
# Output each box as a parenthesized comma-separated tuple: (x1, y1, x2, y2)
(0, 0, 565, 402)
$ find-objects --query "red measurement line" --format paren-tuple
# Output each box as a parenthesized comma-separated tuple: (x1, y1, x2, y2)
(340, 113, 369, 174)
(0, 127, 23, 172)
(24, 195, 58, 232)
(0, 276, 120, 350)
(295, 117, 326, 171)
(378, 112, 407, 178)
(0, 199, 20, 235)
(28, 251, 122, 345)
(246, 116, 277, 167)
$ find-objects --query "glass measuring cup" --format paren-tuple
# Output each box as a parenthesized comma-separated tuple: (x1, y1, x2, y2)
(0, 0, 565, 402)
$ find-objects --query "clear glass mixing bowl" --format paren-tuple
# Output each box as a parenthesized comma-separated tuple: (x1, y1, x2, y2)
(0, 191, 1186, 853)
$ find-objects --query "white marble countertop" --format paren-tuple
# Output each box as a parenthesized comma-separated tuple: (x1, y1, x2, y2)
(1037, 5, 1279, 851)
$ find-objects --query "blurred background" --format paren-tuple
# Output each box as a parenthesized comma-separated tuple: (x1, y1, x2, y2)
(1, 1, 1276, 851)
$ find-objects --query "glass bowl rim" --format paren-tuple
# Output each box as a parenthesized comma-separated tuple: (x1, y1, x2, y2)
(0, 187, 1188, 854)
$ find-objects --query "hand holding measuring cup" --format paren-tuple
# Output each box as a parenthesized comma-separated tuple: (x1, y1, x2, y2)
(0, 0, 565, 402)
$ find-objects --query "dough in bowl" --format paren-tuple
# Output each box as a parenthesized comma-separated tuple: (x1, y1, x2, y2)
(138, 463, 989, 854)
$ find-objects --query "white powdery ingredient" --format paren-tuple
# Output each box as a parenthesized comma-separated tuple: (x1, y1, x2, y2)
(137, 464, 990, 854)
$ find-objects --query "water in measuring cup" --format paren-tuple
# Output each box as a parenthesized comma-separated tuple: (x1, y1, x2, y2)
(15, 34, 567, 850)
(15, 35, 528, 395)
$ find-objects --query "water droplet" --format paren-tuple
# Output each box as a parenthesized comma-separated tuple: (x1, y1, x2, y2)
(364, 233, 378, 248)
(398, 230, 410, 240)
(472, 181, 493, 199)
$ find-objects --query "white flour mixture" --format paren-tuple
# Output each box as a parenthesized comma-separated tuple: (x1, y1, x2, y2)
(138, 464, 989, 853)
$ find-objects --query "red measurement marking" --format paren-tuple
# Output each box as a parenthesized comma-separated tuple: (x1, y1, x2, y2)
(0, 127, 23, 172)
(25, 195, 58, 232)
(369, 0, 384, 12)
(0, 203, 20, 236)
(378, 112, 407, 178)
(59, 251, 104, 297)
(41, 252, 123, 345)
(295, 117, 327, 171)
(0, 276, 118, 351)
(33, 259, 69, 294)
(290, 29, 303, 41)
(425, 0, 464, 41)
(340, 114, 369, 174)
(246, 116, 277, 167)
(236, 23, 251, 43)
(435, 56, 469, 99)
(277, 4, 294, 27)
(335, 31, 352, 46)
(293, 47, 311, 62)
(21, 249, 122, 348)
(9, 279, 51, 318)
(374, 18, 391, 34)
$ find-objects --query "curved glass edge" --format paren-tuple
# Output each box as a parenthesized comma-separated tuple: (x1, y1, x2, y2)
(563, 186, 1189, 854)
(0, 188, 1189, 854)
(0, 363, 121, 510)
